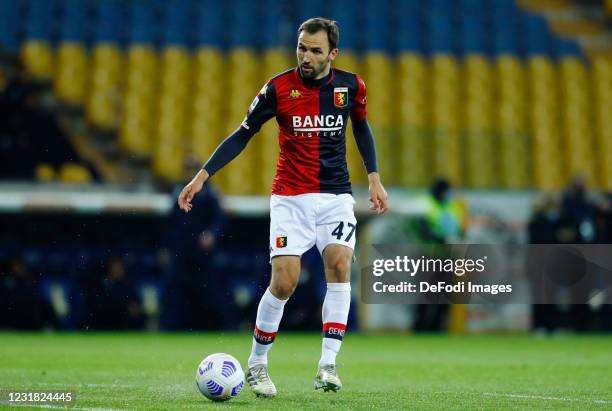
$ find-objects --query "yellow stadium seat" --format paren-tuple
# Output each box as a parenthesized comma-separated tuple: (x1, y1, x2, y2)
(35, 163, 56, 182)
(219, 47, 260, 194)
(152, 46, 192, 183)
(497, 56, 525, 129)
(363, 53, 393, 81)
(335, 51, 359, 73)
(527, 57, 564, 189)
(59, 162, 92, 184)
(397, 52, 429, 187)
(54, 42, 87, 105)
(260, 49, 292, 78)
(363, 52, 396, 185)
(431, 54, 461, 185)
(119, 46, 158, 158)
(21, 41, 54, 79)
(496, 56, 530, 188)
(126, 48, 157, 89)
(463, 55, 495, 188)
(159, 47, 191, 97)
(531, 126, 563, 189)
(152, 143, 183, 182)
(86, 44, 122, 129)
(92, 44, 122, 69)
(592, 56, 612, 189)
(559, 57, 595, 184)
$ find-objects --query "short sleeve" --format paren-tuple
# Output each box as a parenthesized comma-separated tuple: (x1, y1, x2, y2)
(350, 74, 367, 122)
(240, 81, 277, 134)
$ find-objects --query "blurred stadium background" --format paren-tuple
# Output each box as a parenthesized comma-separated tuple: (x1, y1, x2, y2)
(1, 0, 611, 335)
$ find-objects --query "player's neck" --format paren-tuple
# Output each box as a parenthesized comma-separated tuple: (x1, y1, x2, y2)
(314, 65, 332, 80)
(298, 66, 332, 87)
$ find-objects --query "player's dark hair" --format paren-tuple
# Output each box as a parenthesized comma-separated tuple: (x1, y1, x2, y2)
(298, 17, 339, 51)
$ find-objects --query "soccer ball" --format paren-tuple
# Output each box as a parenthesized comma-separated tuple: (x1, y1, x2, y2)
(195, 353, 245, 401)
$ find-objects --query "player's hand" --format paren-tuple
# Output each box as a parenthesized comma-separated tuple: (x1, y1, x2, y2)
(178, 169, 209, 213)
(368, 172, 388, 215)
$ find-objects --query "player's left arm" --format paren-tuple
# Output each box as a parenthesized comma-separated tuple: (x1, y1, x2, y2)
(350, 75, 388, 214)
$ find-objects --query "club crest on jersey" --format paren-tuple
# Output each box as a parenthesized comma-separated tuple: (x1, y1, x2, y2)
(276, 236, 287, 248)
(289, 89, 301, 99)
(333, 87, 348, 108)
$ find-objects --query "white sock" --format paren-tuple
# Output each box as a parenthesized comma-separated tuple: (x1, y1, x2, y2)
(319, 282, 351, 367)
(248, 287, 288, 368)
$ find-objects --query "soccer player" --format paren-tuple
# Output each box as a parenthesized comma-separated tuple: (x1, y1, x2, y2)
(178, 17, 388, 397)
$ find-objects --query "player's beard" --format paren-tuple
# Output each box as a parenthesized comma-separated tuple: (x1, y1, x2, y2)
(301, 56, 330, 79)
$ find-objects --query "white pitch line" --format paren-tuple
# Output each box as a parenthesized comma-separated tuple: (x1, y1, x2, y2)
(79, 383, 135, 389)
(0, 403, 127, 411)
(482, 392, 612, 405)
(11, 382, 136, 389)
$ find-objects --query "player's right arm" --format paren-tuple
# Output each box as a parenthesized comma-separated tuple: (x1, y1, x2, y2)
(178, 82, 276, 212)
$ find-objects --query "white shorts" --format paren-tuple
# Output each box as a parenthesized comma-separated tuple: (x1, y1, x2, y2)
(269, 193, 357, 261)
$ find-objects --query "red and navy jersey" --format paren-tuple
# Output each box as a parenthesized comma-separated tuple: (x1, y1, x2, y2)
(242, 67, 367, 196)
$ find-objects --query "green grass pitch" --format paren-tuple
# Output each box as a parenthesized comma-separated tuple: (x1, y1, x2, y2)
(0, 332, 611, 410)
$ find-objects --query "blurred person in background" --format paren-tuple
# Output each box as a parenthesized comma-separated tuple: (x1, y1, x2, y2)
(528, 193, 561, 244)
(420, 178, 465, 244)
(559, 174, 601, 331)
(160, 160, 225, 330)
(559, 174, 599, 244)
(528, 178, 611, 333)
(87, 255, 143, 330)
(414, 178, 466, 332)
(528, 193, 562, 333)
(0, 254, 55, 329)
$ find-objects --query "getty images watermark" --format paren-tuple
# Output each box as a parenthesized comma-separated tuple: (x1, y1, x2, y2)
(360, 244, 612, 304)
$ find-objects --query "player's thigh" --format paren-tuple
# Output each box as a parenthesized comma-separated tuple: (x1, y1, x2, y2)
(269, 195, 316, 261)
(322, 244, 353, 283)
(315, 194, 357, 255)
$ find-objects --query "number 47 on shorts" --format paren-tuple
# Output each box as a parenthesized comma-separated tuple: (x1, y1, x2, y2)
(331, 222, 356, 242)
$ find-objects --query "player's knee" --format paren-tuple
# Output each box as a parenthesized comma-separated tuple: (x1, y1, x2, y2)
(270, 265, 299, 299)
(329, 257, 351, 282)
(270, 278, 297, 299)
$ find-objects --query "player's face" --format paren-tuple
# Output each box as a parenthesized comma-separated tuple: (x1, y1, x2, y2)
(297, 30, 338, 80)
